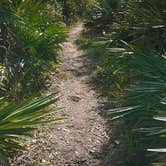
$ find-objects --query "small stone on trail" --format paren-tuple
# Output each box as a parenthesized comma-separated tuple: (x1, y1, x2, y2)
(69, 95, 81, 102)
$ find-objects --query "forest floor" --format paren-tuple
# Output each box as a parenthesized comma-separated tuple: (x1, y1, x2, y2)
(12, 23, 110, 166)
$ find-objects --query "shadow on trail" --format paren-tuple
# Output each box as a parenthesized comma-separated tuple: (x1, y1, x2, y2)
(75, 37, 148, 166)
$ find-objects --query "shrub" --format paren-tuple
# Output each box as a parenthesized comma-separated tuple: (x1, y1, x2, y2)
(0, 0, 67, 100)
(0, 93, 63, 165)
(83, 0, 166, 165)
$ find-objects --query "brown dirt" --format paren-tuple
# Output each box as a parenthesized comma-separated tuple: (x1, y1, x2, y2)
(12, 23, 109, 166)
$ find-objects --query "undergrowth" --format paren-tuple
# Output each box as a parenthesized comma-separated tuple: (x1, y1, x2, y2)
(80, 0, 166, 165)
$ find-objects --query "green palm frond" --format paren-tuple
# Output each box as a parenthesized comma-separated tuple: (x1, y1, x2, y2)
(0, 93, 63, 165)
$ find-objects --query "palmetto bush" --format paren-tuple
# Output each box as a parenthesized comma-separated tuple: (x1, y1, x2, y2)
(85, 0, 116, 34)
(115, 0, 166, 52)
(86, 0, 166, 50)
(0, 1, 66, 164)
(83, 0, 166, 165)
(108, 53, 166, 165)
(0, 93, 63, 165)
(0, 0, 67, 100)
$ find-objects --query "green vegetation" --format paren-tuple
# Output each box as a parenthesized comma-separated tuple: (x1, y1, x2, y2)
(0, 93, 62, 165)
(81, 0, 166, 165)
(0, 0, 67, 100)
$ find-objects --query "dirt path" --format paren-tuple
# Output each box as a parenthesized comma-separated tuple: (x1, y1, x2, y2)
(12, 23, 109, 166)
(48, 23, 109, 166)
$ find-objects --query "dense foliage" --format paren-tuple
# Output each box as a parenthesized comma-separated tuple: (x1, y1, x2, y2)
(82, 0, 166, 165)
(0, 1, 67, 164)
(0, 0, 67, 100)
(0, 93, 62, 165)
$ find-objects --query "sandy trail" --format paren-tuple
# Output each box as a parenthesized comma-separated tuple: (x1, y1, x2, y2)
(48, 23, 109, 166)
(12, 23, 109, 166)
